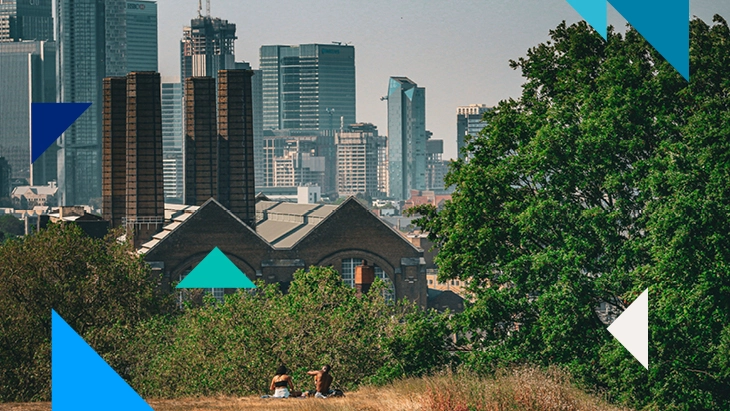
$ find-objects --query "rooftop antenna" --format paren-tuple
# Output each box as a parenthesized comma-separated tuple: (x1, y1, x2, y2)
(206, 0, 210, 16)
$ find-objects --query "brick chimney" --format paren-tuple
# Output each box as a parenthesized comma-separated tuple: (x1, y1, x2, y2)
(355, 260, 375, 297)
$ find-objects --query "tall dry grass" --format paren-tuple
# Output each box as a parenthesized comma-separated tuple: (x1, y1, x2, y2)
(420, 367, 633, 411)
(1, 367, 634, 411)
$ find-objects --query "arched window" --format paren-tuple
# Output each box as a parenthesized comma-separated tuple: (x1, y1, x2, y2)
(341, 258, 395, 302)
(178, 269, 225, 305)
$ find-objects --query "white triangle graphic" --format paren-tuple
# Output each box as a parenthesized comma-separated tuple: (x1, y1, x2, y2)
(607, 288, 648, 369)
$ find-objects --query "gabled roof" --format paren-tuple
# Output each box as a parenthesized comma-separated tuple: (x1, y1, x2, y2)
(139, 197, 423, 254)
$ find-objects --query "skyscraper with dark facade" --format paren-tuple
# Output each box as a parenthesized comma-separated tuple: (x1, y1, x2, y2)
(0, 0, 53, 42)
(260, 44, 355, 132)
(183, 71, 256, 226)
(184, 76, 217, 206)
(102, 72, 165, 247)
(217, 69, 256, 226)
(180, 15, 236, 80)
(56, 0, 128, 206)
(387, 77, 426, 200)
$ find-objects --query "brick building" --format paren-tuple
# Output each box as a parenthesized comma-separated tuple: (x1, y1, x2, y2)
(140, 197, 428, 306)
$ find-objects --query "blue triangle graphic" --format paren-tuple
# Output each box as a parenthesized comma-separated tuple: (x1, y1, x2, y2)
(52, 310, 153, 411)
(176, 247, 257, 289)
(608, 0, 689, 80)
(32, 103, 91, 163)
(566, 0, 607, 39)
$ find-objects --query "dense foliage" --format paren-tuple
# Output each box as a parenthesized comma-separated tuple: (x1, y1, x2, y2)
(0, 232, 451, 402)
(105, 266, 452, 398)
(0, 223, 173, 402)
(410, 17, 730, 411)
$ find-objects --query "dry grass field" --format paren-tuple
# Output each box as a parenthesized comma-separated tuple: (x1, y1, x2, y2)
(0, 368, 634, 411)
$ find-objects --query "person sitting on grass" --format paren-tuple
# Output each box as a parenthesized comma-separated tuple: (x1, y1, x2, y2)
(306, 364, 334, 398)
(270, 365, 295, 398)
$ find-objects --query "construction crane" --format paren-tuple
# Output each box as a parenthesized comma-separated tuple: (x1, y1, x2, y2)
(197, 0, 211, 17)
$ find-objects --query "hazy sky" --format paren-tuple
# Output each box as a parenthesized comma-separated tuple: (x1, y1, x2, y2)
(157, 0, 730, 160)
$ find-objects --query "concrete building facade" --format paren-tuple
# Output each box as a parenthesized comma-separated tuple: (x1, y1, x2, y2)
(335, 123, 383, 197)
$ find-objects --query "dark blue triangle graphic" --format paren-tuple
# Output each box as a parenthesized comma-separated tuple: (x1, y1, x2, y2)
(52, 310, 153, 411)
(608, 0, 689, 80)
(32, 103, 91, 163)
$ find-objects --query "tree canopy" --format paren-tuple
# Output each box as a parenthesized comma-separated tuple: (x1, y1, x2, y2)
(410, 17, 730, 411)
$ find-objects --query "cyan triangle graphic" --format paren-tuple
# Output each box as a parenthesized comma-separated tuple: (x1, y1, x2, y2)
(32, 103, 91, 163)
(52, 310, 153, 411)
(608, 0, 689, 80)
(566, 0, 607, 39)
(176, 247, 257, 289)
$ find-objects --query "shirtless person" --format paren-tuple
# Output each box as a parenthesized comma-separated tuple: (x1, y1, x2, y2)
(306, 365, 333, 398)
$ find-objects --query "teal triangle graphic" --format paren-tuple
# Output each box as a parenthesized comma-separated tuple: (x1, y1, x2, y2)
(608, 0, 689, 80)
(52, 310, 153, 411)
(566, 0, 607, 39)
(176, 247, 257, 289)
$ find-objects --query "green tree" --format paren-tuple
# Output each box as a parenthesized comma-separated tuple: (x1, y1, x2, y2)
(0, 214, 24, 239)
(0, 223, 173, 402)
(410, 17, 730, 411)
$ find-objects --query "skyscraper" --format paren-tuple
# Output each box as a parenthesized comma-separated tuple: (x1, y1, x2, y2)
(161, 82, 183, 203)
(387, 77, 426, 201)
(260, 44, 355, 132)
(456, 104, 490, 158)
(335, 123, 382, 197)
(126, 0, 158, 72)
(56, 0, 128, 206)
(0, 0, 53, 42)
(183, 71, 256, 226)
(102, 72, 165, 248)
(0, 41, 56, 185)
(0, 0, 55, 186)
(180, 15, 236, 80)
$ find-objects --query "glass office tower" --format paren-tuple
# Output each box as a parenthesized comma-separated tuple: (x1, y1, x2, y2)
(260, 44, 355, 132)
(126, 0, 157, 72)
(387, 77, 425, 201)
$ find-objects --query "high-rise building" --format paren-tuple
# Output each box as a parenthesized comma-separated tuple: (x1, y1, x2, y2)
(126, 1, 157, 72)
(0, 0, 53, 42)
(0, 41, 56, 185)
(102, 72, 165, 248)
(260, 44, 355, 132)
(184, 76, 217, 205)
(217, 69, 256, 227)
(183, 71, 256, 226)
(456, 104, 490, 158)
(102, 77, 127, 229)
(180, 15, 236, 80)
(387, 77, 426, 200)
(56, 0, 128, 206)
(161, 82, 183, 203)
(335, 123, 383, 197)
(425, 135, 448, 191)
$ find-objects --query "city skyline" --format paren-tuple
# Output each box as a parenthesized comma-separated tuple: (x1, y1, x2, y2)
(156, 0, 730, 161)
